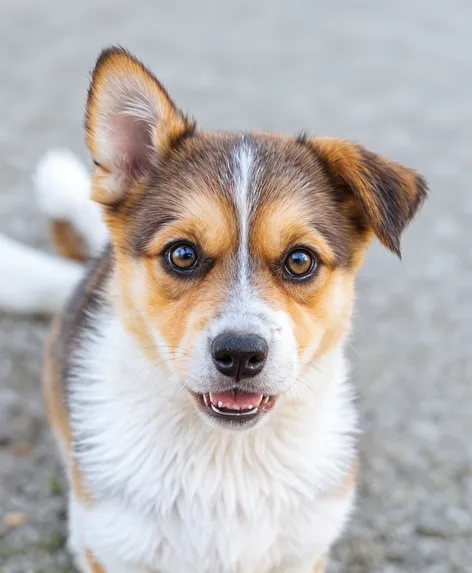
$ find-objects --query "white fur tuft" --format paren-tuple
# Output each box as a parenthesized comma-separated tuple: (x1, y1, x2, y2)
(33, 149, 108, 256)
(0, 234, 82, 315)
(34, 149, 91, 218)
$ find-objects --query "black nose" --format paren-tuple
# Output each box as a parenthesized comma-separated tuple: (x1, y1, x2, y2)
(212, 332, 268, 380)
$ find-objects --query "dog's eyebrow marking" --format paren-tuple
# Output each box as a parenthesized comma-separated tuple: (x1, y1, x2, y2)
(232, 138, 254, 288)
(131, 214, 177, 255)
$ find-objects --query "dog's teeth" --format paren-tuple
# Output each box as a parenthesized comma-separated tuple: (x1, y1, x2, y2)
(263, 396, 270, 403)
(218, 401, 223, 408)
(248, 404, 253, 410)
(203, 394, 210, 407)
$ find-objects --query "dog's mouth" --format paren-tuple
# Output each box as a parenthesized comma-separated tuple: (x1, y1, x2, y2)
(194, 390, 277, 426)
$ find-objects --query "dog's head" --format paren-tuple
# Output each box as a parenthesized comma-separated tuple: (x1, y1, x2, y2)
(85, 48, 427, 429)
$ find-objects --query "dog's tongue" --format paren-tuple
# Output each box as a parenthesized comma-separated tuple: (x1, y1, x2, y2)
(210, 391, 263, 410)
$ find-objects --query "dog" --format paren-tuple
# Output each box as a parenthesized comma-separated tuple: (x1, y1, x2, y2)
(0, 47, 427, 572)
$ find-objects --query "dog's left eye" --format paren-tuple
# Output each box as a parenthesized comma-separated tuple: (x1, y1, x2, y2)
(284, 249, 316, 278)
(167, 243, 198, 271)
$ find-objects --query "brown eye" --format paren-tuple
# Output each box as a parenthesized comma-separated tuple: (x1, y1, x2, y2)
(284, 249, 316, 278)
(168, 244, 198, 271)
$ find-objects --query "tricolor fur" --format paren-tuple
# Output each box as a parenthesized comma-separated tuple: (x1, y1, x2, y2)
(2, 47, 427, 572)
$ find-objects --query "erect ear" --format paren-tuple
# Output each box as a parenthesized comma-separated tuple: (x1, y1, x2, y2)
(85, 47, 194, 206)
(310, 137, 427, 257)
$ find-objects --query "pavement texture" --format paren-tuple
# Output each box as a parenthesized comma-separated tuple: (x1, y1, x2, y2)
(0, 0, 471, 571)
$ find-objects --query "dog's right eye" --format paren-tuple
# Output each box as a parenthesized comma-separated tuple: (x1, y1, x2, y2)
(283, 248, 317, 280)
(167, 243, 198, 272)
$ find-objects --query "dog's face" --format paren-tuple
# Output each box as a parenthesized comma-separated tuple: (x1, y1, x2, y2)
(85, 48, 426, 429)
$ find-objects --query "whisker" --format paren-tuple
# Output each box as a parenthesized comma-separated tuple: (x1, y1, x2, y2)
(295, 360, 330, 378)
(291, 374, 319, 398)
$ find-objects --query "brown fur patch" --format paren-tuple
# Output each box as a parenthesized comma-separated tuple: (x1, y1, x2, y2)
(56, 249, 113, 382)
(71, 460, 94, 506)
(42, 316, 71, 449)
(142, 192, 236, 260)
(49, 219, 87, 262)
(252, 196, 338, 269)
(308, 137, 427, 256)
(85, 549, 106, 573)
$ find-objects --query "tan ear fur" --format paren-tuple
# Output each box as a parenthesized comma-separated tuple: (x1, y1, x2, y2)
(85, 47, 194, 206)
(310, 137, 427, 256)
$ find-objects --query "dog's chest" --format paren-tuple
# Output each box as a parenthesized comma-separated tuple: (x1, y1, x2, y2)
(71, 320, 356, 572)
(76, 397, 354, 573)
(80, 465, 351, 573)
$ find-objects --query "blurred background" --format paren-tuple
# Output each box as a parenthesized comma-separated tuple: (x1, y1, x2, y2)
(0, 1, 471, 572)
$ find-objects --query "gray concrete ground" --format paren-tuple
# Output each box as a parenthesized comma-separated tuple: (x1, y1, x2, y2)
(0, 0, 471, 571)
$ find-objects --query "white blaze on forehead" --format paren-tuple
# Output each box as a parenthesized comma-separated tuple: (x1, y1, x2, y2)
(232, 139, 254, 287)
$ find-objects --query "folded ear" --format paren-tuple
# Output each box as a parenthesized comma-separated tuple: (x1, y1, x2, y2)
(85, 47, 194, 206)
(309, 137, 427, 257)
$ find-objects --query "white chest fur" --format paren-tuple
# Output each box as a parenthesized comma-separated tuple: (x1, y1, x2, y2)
(69, 314, 357, 573)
